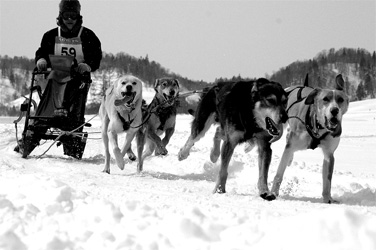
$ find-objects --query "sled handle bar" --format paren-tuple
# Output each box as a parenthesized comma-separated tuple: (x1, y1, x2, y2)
(32, 68, 92, 84)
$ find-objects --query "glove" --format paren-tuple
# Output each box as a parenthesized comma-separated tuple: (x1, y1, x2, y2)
(36, 58, 47, 71)
(77, 63, 91, 74)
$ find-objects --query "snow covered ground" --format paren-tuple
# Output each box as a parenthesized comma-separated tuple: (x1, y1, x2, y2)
(0, 97, 375, 250)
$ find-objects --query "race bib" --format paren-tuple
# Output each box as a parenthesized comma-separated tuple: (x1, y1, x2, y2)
(54, 27, 84, 63)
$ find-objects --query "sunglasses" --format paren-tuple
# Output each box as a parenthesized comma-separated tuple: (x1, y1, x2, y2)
(62, 12, 79, 20)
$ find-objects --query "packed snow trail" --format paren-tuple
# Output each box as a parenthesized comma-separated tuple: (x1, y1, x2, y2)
(0, 99, 375, 250)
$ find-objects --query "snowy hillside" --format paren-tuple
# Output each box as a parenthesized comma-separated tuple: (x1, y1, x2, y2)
(0, 99, 375, 250)
(0, 77, 17, 104)
(329, 62, 362, 88)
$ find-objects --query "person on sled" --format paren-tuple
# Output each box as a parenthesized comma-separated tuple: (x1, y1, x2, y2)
(15, 0, 102, 159)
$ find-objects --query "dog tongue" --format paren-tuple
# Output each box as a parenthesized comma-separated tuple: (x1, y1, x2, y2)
(114, 94, 134, 106)
(269, 123, 283, 143)
(265, 117, 283, 143)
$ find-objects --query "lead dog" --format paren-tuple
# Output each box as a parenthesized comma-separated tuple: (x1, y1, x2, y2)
(271, 74, 349, 203)
(136, 77, 180, 172)
(99, 75, 144, 174)
(178, 78, 288, 200)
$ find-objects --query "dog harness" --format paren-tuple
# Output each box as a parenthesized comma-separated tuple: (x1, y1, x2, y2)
(117, 112, 134, 131)
(286, 86, 331, 150)
(147, 96, 178, 131)
(285, 85, 313, 113)
(54, 27, 84, 64)
(304, 106, 330, 149)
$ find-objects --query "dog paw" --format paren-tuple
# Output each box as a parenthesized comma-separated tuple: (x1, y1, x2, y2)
(323, 197, 340, 204)
(178, 149, 189, 161)
(137, 164, 143, 173)
(155, 146, 168, 156)
(213, 185, 226, 194)
(260, 192, 276, 201)
(159, 146, 168, 155)
(102, 168, 110, 174)
(128, 153, 137, 161)
(114, 156, 125, 170)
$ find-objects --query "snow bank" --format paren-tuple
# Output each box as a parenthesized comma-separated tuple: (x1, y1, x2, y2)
(1, 174, 375, 250)
(0, 99, 375, 250)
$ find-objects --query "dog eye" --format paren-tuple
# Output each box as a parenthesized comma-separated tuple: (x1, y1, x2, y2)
(121, 81, 126, 85)
(337, 97, 344, 103)
(266, 97, 276, 105)
(132, 82, 137, 85)
(323, 97, 330, 102)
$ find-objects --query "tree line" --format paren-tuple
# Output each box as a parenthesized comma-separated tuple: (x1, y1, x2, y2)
(1, 47, 375, 115)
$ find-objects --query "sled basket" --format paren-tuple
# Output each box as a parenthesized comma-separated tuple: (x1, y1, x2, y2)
(14, 55, 92, 159)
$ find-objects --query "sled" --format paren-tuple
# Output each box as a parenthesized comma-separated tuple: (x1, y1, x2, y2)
(14, 55, 92, 159)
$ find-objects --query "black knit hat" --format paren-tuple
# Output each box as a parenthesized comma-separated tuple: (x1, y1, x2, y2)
(59, 0, 81, 14)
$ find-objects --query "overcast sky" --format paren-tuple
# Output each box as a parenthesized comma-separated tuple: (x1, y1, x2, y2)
(1, 0, 375, 82)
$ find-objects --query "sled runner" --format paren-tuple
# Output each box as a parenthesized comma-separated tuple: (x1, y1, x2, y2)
(14, 55, 92, 159)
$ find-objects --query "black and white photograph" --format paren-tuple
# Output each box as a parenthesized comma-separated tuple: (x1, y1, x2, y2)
(0, 0, 375, 249)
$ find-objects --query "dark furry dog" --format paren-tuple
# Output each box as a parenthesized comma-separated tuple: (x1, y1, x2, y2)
(136, 77, 180, 172)
(271, 74, 349, 203)
(178, 78, 288, 200)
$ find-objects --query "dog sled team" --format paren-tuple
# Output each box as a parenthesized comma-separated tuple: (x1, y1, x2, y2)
(14, 0, 350, 204)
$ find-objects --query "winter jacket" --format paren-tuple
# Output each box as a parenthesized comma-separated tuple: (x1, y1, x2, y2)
(35, 26, 102, 72)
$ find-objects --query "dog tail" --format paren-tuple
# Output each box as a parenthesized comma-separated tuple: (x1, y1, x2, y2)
(190, 86, 217, 138)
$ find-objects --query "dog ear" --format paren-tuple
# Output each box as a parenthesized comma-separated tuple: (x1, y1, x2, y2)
(305, 89, 320, 105)
(304, 73, 309, 87)
(253, 78, 273, 92)
(251, 82, 258, 93)
(256, 78, 270, 85)
(154, 79, 160, 92)
(174, 79, 180, 88)
(335, 74, 345, 91)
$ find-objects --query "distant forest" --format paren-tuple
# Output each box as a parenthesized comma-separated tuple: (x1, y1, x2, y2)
(0, 52, 210, 93)
(269, 48, 376, 100)
(0, 52, 211, 115)
(1, 47, 375, 115)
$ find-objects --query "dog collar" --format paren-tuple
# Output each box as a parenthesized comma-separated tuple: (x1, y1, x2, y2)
(155, 94, 177, 108)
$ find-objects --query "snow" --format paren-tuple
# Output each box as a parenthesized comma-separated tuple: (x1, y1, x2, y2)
(0, 98, 376, 250)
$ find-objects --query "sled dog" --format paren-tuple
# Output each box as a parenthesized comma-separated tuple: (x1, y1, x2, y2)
(99, 75, 144, 174)
(136, 78, 180, 172)
(178, 78, 288, 200)
(271, 74, 349, 203)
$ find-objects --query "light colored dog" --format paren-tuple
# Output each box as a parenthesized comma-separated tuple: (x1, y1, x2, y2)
(136, 78, 180, 172)
(99, 75, 144, 174)
(271, 74, 349, 203)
